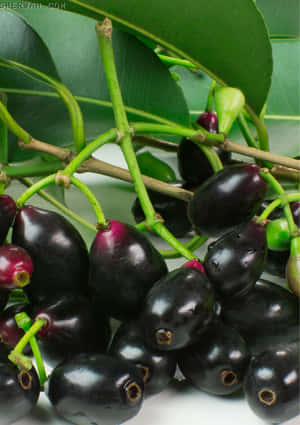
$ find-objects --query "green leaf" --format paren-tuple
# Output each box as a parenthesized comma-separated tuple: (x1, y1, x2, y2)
(256, 0, 300, 38)
(0, 8, 191, 162)
(15, 0, 272, 116)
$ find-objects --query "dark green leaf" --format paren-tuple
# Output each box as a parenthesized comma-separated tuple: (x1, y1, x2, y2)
(256, 0, 300, 38)
(14, 0, 273, 116)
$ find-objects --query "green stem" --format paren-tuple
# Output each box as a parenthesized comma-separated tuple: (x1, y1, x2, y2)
(62, 128, 117, 176)
(259, 170, 299, 234)
(69, 176, 107, 226)
(132, 122, 225, 142)
(19, 177, 97, 232)
(14, 313, 47, 386)
(96, 19, 197, 260)
(13, 316, 46, 355)
(16, 173, 107, 226)
(153, 222, 198, 260)
(205, 80, 217, 112)
(193, 143, 223, 173)
(246, 106, 272, 168)
(237, 113, 259, 149)
(159, 235, 208, 259)
(0, 59, 85, 152)
(16, 174, 57, 207)
(0, 93, 8, 164)
(3, 160, 62, 178)
(0, 182, 5, 195)
(0, 98, 31, 143)
(258, 192, 300, 221)
(157, 54, 197, 69)
(96, 18, 155, 219)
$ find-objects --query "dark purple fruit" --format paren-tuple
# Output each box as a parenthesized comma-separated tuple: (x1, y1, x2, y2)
(140, 266, 217, 351)
(221, 279, 299, 355)
(0, 361, 40, 424)
(31, 294, 110, 365)
(188, 164, 267, 237)
(264, 249, 289, 278)
(0, 244, 33, 290)
(291, 201, 300, 227)
(109, 321, 177, 396)
(178, 138, 231, 186)
(12, 205, 89, 303)
(204, 221, 267, 298)
(178, 321, 250, 395)
(196, 111, 219, 133)
(0, 195, 16, 245)
(48, 353, 144, 425)
(0, 303, 31, 353)
(132, 183, 192, 238)
(88, 219, 168, 321)
(244, 341, 300, 423)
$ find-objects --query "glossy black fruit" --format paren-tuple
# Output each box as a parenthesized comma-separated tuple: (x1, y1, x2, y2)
(140, 266, 217, 351)
(89, 219, 168, 321)
(0, 195, 16, 245)
(195, 111, 219, 132)
(188, 164, 267, 237)
(264, 249, 289, 278)
(132, 183, 192, 238)
(0, 361, 40, 425)
(221, 279, 299, 355)
(204, 221, 267, 298)
(12, 205, 89, 303)
(109, 321, 177, 396)
(31, 294, 110, 365)
(244, 341, 300, 423)
(178, 138, 231, 186)
(48, 353, 144, 425)
(0, 302, 32, 353)
(0, 244, 33, 290)
(178, 321, 250, 395)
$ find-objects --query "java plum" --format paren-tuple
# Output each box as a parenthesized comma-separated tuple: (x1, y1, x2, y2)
(48, 353, 144, 425)
(0, 195, 16, 245)
(12, 205, 89, 303)
(204, 221, 267, 298)
(140, 266, 217, 351)
(188, 164, 267, 237)
(244, 341, 300, 423)
(0, 244, 33, 290)
(89, 219, 168, 321)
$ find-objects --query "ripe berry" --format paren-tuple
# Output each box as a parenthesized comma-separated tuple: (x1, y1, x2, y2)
(178, 321, 250, 395)
(48, 353, 144, 425)
(0, 244, 33, 290)
(188, 164, 267, 237)
(204, 221, 267, 298)
(264, 249, 289, 278)
(31, 294, 111, 365)
(109, 321, 177, 396)
(244, 341, 300, 423)
(89, 219, 168, 321)
(132, 183, 192, 238)
(221, 279, 299, 355)
(0, 195, 17, 245)
(0, 361, 40, 424)
(12, 205, 89, 303)
(196, 111, 219, 132)
(140, 266, 217, 351)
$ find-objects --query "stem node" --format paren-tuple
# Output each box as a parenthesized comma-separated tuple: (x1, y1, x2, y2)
(55, 170, 71, 188)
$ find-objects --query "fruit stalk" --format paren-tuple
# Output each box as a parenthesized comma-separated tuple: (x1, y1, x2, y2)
(259, 193, 300, 221)
(0, 97, 31, 143)
(0, 93, 8, 164)
(16, 173, 107, 226)
(14, 312, 47, 386)
(259, 170, 299, 235)
(96, 18, 197, 260)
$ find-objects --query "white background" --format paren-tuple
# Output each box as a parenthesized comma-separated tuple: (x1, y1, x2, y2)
(7, 144, 299, 425)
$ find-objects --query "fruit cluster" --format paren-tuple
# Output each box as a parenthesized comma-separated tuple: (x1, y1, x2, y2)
(0, 112, 299, 425)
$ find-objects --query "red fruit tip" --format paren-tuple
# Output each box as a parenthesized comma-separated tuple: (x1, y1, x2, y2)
(182, 260, 206, 274)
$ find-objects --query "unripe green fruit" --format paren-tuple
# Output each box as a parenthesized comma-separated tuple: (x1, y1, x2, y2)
(266, 218, 290, 251)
